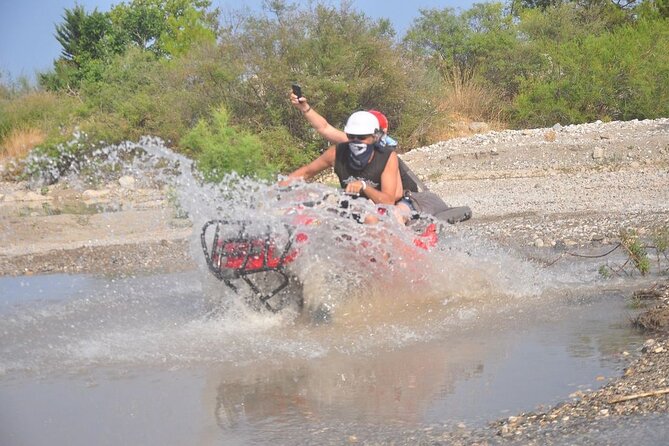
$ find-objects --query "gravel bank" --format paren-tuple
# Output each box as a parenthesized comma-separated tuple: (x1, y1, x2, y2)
(404, 118, 669, 250)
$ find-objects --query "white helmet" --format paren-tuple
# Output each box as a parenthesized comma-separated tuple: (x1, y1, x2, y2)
(344, 111, 379, 136)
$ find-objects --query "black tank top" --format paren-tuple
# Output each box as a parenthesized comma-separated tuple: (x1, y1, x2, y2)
(334, 142, 391, 189)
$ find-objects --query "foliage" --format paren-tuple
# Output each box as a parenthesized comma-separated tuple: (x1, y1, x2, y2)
(512, 17, 669, 127)
(402, 3, 516, 127)
(651, 227, 669, 272)
(41, 0, 217, 91)
(620, 229, 651, 276)
(217, 0, 428, 153)
(108, 0, 217, 57)
(598, 226, 669, 279)
(404, 3, 516, 81)
(0, 90, 78, 146)
(70, 40, 236, 145)
(181, 106, 276, 182)
(3, 0, 669, 181)
(256, 126, 317, 174)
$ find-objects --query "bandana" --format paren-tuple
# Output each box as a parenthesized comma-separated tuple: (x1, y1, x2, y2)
(348, 141, 375, 170)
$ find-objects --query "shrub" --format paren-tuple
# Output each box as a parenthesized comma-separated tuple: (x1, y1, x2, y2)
(0, 91, 79, 145)
(257, 126, 317, 174)
(512, 17, 669, 127)
(180, 106, 276, 182)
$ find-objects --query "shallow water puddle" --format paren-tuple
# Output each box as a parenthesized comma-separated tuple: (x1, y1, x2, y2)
(0, 271, 648, 445)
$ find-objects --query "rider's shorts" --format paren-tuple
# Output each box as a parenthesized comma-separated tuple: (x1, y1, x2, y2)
(396, 197, 415, 211)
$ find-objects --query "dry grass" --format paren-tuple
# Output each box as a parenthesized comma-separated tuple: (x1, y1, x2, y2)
(421, 72, 507, 144)
(0, 127, 46, 160)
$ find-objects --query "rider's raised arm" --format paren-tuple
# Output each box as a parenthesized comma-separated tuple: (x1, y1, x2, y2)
(286, 145, 337, 181)
(290, 92, 348, 144)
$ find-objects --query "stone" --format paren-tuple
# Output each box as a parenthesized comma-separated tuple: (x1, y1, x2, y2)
(9, 190, 50, 202)
(592, 147, 604, 159)
(82, 189, 111, 200)
(642, 339, 657, 352)
(119, 175, 136, 189)
(469, 122, 490, 133)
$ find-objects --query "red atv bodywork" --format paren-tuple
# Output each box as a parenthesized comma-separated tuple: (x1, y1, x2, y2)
(201, 207, 439, 312)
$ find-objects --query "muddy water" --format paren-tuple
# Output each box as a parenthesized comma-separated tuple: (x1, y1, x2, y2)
(0, 267, 649, 446)
(0, 139, 657, 444)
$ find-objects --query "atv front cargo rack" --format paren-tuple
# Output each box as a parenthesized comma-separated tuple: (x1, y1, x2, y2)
(201, 219, 300, 312)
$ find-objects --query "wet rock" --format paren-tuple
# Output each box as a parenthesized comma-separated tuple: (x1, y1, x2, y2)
(642, 339, 657, 353)
(7, 190, 51, 202)
(553, 240, 568, 251)
(82, 189, 111, 200)
(119, 175, 136, 189)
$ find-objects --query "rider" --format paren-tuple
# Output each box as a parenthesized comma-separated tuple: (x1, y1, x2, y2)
(284, 111, 404, 224)
(289, 91, 474, 224)
(290, 92, 423, 194)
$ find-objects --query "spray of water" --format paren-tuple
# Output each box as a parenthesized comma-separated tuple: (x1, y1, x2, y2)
(1, 136, 623, 375)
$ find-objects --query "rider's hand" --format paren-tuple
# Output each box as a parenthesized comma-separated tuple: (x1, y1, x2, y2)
(345, 180, 365, 196)
(290, 92, 310, 113)
(278, 176, 297, 188)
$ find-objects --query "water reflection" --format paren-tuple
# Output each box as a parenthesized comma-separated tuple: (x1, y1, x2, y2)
(202, 293, 643, 442)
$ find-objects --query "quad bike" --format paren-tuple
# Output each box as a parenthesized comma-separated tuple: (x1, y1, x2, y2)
(200, 192, 440, 313)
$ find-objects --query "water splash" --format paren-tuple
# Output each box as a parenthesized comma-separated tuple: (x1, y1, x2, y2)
(3, 135, 627, 377)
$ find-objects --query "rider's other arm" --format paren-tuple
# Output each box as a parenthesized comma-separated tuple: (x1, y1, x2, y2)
(286, 145, 336, 182)
(290, 93, 347, 144)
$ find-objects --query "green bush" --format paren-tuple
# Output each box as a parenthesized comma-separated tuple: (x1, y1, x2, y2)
(181, 106, 276, 182)
(512, 17, 669, 127)
(75, 42, 235, 145)
(218, 1, 429, 148)
(0, 90, 79, 143)
(257, 126, 317, 174)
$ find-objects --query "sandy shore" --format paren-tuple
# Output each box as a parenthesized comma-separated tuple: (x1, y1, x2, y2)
(1, 118, 668, 443)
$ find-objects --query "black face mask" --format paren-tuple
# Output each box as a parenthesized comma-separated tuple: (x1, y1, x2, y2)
(348, 141, 375, 170)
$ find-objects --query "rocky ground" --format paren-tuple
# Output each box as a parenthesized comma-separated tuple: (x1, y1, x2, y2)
(404, 118, 669, 251)
(0, 179, 193, 276)
(1, 118, 668, 443)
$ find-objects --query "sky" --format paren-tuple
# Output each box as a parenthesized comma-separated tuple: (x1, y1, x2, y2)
(0, 0, 476, 82)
